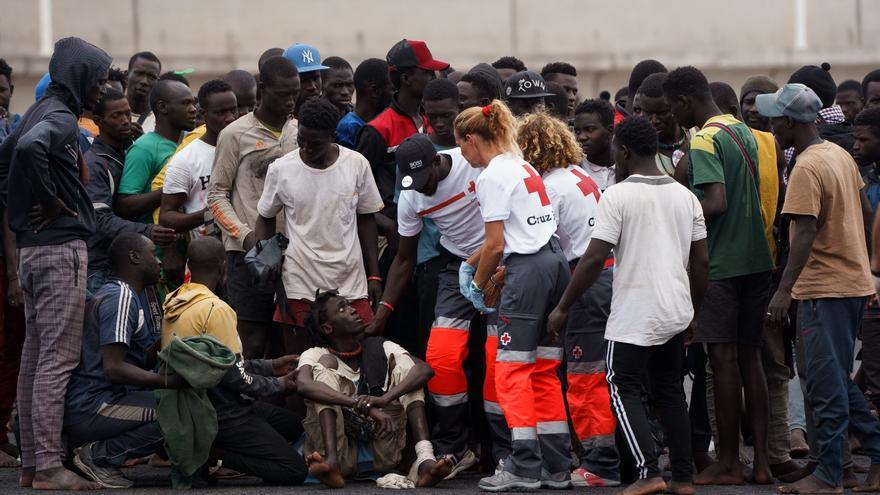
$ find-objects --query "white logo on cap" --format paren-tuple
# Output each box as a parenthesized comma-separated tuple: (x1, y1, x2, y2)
(518, 78, 545, 93)
(506, 86, 512, 96)
(302, 49, 314, 64)
(402, 176, 413, 188)
(409, 159, 423, 169)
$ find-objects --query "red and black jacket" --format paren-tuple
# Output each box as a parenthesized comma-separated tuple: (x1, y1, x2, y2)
(355, 97, 428, 219)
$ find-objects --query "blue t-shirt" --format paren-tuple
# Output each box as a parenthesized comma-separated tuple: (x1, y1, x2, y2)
(65, 279, 158, 424)
(336, 111, 366, 149)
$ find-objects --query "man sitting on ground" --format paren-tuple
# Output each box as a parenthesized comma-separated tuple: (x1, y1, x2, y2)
(161, 236, 306, 485)
(65, 233, 186, 489)
(296, 290, 453, 488)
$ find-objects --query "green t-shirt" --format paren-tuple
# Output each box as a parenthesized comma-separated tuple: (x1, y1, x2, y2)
(120, 132, 178, 223)
(688, 114, 773, 280)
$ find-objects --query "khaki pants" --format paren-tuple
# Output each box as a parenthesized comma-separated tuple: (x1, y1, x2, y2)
(303, 355, 424, 478)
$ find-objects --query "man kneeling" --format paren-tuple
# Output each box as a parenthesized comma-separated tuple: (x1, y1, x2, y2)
(162, 237, 305, 485)
(65, 233, 186, 488)
(296, 291, 452, 488)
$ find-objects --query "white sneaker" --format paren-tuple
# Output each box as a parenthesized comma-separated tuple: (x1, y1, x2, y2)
(479, 470, 540, 492)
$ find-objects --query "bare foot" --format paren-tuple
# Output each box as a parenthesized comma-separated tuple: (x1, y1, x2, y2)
(773, 461, 806, 483)
(20, 467, 34, 487)
(32, 467, 102, 490)
(844, 467, 859, 489)
(751, 465, 774, 485)
(0, 449, 19, 467)
(416, 456, 453, 487)
(693, 452, 714, 473)
(620, 477, 667, 495)
(694, 461, 745, 485)
(855, 463, 880, 492)
(667, 480, 695, 494)
(778, 474, 842, 494)
(306, 452, 344, 489)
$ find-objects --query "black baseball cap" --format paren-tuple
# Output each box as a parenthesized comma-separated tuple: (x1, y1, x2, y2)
(395, 134, 437, 191)
(503, 70, 555, 100)
(387, 39, 449, 72)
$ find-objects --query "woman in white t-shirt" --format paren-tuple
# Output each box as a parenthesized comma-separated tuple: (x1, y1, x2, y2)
(453, 101, 572, 491)
(516, 113, 620, 487)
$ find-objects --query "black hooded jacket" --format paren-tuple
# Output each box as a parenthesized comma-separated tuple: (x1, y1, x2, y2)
(0, 37, 110, 248)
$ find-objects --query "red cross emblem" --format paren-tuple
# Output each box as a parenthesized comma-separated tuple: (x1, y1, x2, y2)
(468, 180, 476, 193)
(570, 168, 601, 201)
(500, 332, 512, 346)
(572, 346, 583, 360)
(522, 165, 550, 206)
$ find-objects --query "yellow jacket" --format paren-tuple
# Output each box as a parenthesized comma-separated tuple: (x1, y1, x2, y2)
(161, 282, 241, 353)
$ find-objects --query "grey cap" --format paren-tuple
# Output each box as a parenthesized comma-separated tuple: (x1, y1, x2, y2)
(756, 83, 822, 123)
(395, 134, 437, 191)
(503, 70, 554, 100)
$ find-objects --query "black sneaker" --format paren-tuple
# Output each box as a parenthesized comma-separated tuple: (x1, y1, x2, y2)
(73, 442, 134, 489)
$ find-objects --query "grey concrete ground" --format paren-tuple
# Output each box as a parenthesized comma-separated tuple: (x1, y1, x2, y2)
(0, 461, 875, 495)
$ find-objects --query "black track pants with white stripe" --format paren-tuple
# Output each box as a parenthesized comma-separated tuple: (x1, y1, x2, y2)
(605, 332, 693, 482)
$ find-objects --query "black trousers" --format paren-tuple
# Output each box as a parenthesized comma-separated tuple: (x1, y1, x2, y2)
(606, 333, 693, 482)
(214, 402, 307, 485)
(687, 344, 712, 453)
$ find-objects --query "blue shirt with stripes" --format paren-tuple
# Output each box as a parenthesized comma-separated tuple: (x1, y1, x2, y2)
(64, 279, 158, 424)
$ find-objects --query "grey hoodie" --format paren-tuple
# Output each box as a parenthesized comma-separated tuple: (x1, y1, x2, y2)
(0, 37, 110, 247)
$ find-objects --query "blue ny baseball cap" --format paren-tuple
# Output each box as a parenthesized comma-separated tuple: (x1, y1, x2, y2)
(756, 83, 822, 124)
(283, 43, 329, 73)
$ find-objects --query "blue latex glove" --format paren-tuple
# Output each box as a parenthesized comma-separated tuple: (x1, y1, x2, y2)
(468, 280, 496, 314)
(459, 262, 476, 298)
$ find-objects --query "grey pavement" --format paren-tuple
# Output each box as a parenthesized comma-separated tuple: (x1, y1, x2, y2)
(0, 463, 875, 495)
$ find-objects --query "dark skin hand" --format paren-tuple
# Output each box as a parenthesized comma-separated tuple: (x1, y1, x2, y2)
(116, 189, 162, 220)
(699, 182, 727, 220)
(549, 237, 709, 344)
(767, 215, 818, 326)
(271, 354, 300, 376)
(367, 234, 419, 336)
(28, 197, 77, 232)
(101, 343, 187, 389)
(375, 212, 399, 250)
(148, 224, 177, 247)
(159, 192, 206, 233)
(357, 213, 383, 308)
(686, 238, 710, 343)
(547, 239, 614, 343)
(129, 121, 145, 140)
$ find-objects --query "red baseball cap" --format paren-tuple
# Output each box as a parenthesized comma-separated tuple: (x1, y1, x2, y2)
(386, 39, 449, 72)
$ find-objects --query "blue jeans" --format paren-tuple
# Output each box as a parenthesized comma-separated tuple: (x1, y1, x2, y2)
(799, 297, 880, 486)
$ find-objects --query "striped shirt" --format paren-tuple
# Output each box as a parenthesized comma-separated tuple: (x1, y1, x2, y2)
(65, 279, 157, 422)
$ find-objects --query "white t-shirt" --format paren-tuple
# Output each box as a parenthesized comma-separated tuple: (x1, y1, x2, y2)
(298, 340, 412, 390)
(163, 138, 214, 238)
(397, 148, 484, 259)
(544, 165, 601, 262)
(591, 174, 707, 346)
(257, 147, 384, 301)
(476, 153, 556, 256)
(581, 159, 616, 191)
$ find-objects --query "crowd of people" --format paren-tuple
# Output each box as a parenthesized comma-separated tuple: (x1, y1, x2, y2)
(1, 34, 880, 494)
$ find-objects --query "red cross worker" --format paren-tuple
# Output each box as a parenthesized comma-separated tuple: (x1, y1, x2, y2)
(454, 101, 572, 491)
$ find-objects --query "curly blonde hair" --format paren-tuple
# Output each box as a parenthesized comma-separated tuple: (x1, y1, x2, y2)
(516, 112, 584, 174)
